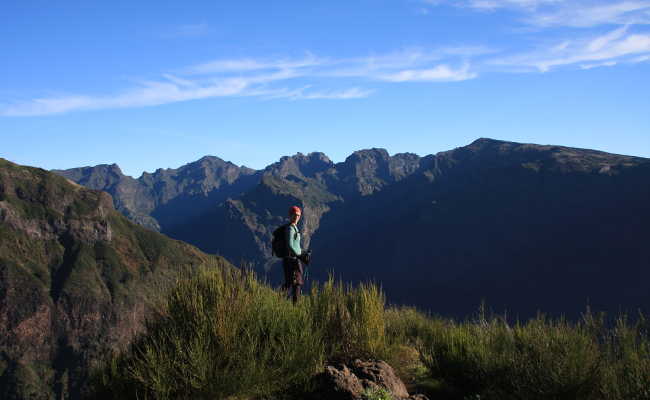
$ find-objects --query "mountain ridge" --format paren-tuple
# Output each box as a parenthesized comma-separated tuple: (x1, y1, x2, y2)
(53, 138, 650, 319)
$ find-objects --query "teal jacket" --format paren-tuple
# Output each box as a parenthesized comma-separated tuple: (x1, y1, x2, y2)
(287, 223, 301, 257)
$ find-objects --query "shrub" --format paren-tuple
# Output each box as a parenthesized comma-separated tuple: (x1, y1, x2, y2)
(418, 308, 650, 400)
(92, 267, 323, 399)
(306, 278, 388, 361)
(91, 270, 391, 399)
(91, 268, 650, 400)
(362, 386, 394, 400)
(597, 313, 650, 399)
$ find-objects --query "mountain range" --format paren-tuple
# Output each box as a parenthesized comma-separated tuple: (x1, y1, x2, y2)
(54, 138, 650, 320)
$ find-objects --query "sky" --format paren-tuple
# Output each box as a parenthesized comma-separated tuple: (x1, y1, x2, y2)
(2, 0, 649, 177)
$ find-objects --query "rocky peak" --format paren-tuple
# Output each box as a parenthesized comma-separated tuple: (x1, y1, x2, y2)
(389, 152, 422, 181)
(345, 148, 391, 163)
(334, 148, 407, 196)
(197, 155, 226, 164)
(190, 156, 243, 174)
(265, 152, 334, 179)
(339, 148, 390, 176)
(54, 163, 128, 190)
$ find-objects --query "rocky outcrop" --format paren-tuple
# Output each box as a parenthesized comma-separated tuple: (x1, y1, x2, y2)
(312, 359, 429, 400)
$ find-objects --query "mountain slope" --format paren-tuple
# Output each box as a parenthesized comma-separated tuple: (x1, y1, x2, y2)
(0, 158, 232, 400)
(310, 138, 650, 317)
(56, 139, 650, 319)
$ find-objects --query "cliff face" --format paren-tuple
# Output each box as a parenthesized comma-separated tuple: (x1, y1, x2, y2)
(309, 139, 650, 318)
(0, 158, 231, 400)
(55, 139, 650, 319)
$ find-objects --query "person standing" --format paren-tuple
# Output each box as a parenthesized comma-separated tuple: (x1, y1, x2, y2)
(283, 206, 303, 303)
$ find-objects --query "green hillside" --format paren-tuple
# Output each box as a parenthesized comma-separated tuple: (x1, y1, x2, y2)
(0, 158, 232, 400)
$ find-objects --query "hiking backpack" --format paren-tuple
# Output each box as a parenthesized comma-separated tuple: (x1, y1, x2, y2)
(271, 223, 290, 258)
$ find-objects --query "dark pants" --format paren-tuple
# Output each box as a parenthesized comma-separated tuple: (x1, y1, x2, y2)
(282, 257, 303, 303)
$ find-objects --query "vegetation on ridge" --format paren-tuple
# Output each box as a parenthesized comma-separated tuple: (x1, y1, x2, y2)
(91, 266, 650, 400)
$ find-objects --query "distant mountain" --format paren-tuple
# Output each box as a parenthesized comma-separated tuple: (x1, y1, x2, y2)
(54, 156, 258, 232)
(309, 139, 650, 319)
(1, 158, 232, 400)
(55, 138, 650, 320)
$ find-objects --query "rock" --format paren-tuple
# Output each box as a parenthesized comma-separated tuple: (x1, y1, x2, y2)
(312, 364, 364, 400)
(351, 359, 409, 399)
(312, 359, 424, 400)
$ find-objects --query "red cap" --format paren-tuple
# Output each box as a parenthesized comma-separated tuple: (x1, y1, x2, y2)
(289, 206, 302, 216)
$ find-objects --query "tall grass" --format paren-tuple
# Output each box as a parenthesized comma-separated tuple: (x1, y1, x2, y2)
(307, 279, 387, 361)
(91, 268, 389, 399)
(90, 266, 650, 400)
(417, 308, 650, 400)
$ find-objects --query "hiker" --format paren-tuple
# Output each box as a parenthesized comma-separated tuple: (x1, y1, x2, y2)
(283, 206, 304, 303)
(272, 205, 312, 303)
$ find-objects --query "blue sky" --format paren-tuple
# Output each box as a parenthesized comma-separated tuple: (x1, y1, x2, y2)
(2, 0, 649, 177)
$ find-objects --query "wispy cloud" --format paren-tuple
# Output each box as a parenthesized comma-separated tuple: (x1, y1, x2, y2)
(0, 76, 250, 116)
(580, 60, 618, 69)
(378, 64, 477, 81)
(0, 48, 479, 116)
(256, 86, 375, 100)
(415, 1, 650, 74)
(490, 26, 650, 71)
(527, 1, 650, 28)
(186, 54, 325, 75)
(423, 0, 650, 27)
(462, 0, 563, 11)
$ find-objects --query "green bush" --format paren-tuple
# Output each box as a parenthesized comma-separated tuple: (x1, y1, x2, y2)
(418, 308, 650, 400)
(597, 313, 650, 399)
(362, 386, 394, 400)
(90, 267, 650, 400)
(307, 278, 388, 361)
(91, 270, 390, 399)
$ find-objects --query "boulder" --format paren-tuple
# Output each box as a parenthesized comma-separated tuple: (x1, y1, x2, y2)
(311, 359, 429, 400)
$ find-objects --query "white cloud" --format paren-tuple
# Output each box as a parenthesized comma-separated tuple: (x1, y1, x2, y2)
(186, 54, 324, 75)
(465, 0, 563, 11)
(291, 87, 375, 100)
(379, 64, 477, 81)
(490, 27, 650, 71)
(580, 60, 618, 69)
(2, 47, 483, 116)
(243, 85, 374, 101)
(423, 0, 650, 27)
(0, 77, 251, 116)
(527, 1, 650, 27)
(586, 25, 629, 51)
